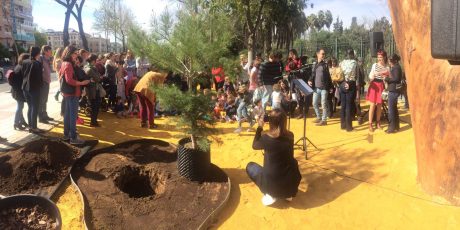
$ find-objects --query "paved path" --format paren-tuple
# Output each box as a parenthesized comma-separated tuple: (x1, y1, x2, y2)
(0, 73, 62, 151)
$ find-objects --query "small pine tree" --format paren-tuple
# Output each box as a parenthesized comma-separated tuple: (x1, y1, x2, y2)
(155, 85, 216, 151)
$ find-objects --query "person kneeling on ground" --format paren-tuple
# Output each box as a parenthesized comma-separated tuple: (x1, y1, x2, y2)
(246, 109, 301, 206)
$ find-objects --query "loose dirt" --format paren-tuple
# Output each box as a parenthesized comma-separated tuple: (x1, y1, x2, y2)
(0, 139, 80, 196)
(72, 140, 229, 230)
(0, 204, 58, 230)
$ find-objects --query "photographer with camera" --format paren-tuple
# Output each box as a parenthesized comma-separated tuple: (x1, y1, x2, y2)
(246, 109, 301, 206)
(285, 49, 302, 75)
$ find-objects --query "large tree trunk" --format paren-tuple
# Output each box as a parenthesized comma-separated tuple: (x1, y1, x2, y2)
(77, 16, 88, 50)
(247, 33, 254, 67)
(388, 0, 460, 206)
(63, 10, 72, 46)
(263, 21, 272, 58)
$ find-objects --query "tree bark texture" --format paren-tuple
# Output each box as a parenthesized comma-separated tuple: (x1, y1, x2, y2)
(388, 0, 460, 205)
(56, 0, 76, 47)
(74, 0, 89, 50)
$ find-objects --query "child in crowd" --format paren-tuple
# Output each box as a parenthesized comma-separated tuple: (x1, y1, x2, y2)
(114, 96, 128, 118)
(234, 85, 254, 133)
(253, 98, 265, 123)
(214, 92, 227, 121)
(116, 62, 127, 103)
(224, 94, 238, 122)
(223, 76, 235, 94)
(271, 83, 282, 110)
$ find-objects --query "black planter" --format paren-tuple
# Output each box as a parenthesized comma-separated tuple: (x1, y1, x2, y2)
(177, 137, 211, 181)
(0, 194, 62, 230)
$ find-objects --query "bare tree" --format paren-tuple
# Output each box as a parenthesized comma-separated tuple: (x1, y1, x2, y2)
(93, 0, 113, 51)
(93, 0, 135, 52)
(55, 0, 77, 46)
(70, 0, 89, 50)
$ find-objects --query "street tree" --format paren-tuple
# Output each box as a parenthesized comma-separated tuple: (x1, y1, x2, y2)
(69, 0, 89, 50)
(34, 30, 48, 47)
(93, 0, 135, 52)
(54, 0, 77, 47)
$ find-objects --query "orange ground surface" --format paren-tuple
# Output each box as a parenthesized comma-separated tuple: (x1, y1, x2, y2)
(50, 103, 460, 229)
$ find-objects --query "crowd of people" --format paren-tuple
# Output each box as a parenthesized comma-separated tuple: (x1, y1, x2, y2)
(4, 44, 407, 206)
(6, 45, 159, 144)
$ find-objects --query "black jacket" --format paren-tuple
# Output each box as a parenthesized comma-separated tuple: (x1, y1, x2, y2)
(21, 59, 43, 92)
(252, 127, 301, 198)
(386, 63, 402, 92)
(11, 64, 25, 102)
(309, 60, 333, 90)
(258, 61, 282, 86)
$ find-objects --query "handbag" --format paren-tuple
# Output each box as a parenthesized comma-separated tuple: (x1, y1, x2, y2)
(60, 74, 76, 94)
(97, 84, 106, 97)
(381, 89, 389, 101)
(339, 81, 349, 93)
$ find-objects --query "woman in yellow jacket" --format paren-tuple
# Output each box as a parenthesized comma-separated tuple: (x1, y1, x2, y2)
(133, 70, 167, 129)
(329, 57, 344, 117)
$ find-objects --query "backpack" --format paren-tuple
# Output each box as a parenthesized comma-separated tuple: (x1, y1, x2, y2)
(6, 69, 19, 88)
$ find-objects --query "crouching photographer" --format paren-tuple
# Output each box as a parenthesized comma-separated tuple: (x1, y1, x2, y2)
(246, 109, 301, 206)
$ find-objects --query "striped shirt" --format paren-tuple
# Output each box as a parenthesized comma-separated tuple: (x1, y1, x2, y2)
(370, 63, 390, 80)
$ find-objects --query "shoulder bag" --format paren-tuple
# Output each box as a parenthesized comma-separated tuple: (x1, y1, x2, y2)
(60, 74, 76, 94)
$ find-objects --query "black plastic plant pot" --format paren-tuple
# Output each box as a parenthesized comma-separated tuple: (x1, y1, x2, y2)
(177, 137, 211, 181)
(0, 194, 62, 230)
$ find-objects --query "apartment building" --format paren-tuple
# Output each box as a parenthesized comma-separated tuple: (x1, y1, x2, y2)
(46, 29, 112, 54)
(0, 0, 35, 50)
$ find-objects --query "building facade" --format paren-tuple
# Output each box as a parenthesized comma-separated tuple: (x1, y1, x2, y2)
(46, 29, 112, 54)
(0, 0, 35, 50)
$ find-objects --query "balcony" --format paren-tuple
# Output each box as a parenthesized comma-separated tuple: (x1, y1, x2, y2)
(13, 10, 33, 20)
(13, 0, 32, 8)
(14, 33, 35, 42)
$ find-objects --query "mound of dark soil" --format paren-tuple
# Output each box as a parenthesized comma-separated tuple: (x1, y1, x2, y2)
(0, 139, 80, 196)
(0, 204, 57, 230)
(73, 139, 229, 230)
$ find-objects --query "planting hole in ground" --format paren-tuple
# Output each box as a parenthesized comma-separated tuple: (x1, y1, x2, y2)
(114, 166, 154, 198)
(114, 166, 167, 198)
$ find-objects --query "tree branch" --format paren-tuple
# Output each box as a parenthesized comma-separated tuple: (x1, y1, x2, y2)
(253, 0, 266, 33)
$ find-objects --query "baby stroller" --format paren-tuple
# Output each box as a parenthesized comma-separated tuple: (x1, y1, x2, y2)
(79, 93, 109, 116)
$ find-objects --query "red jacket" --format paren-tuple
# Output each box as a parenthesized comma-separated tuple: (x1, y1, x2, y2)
(212, 67, 225, 83)
(59, 61, 81, 97)
(285, 58, 302, 73)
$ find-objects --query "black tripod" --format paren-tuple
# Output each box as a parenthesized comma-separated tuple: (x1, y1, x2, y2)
(294, 94, 318, 159)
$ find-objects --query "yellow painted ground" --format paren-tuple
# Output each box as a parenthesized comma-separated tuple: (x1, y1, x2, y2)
(49, 103, 460, 230)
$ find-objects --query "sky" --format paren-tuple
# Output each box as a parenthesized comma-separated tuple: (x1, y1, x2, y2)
(32, 0, 391, 36)
(310, 0, 391, 28)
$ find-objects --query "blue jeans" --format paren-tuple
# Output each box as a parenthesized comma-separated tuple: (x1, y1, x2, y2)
(388, 91, 400, 131)
(237, 101, 249, 121)
(64, 96, 79, 139)
(262, 85, 273, 109)
(15, 100, 25, 125)
(24, 90, 40, 129)
(313, 88, 328, 121)
(246, 162, 263, 192)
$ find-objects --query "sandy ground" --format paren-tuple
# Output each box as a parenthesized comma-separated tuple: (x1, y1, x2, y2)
(49, 102, 460, 230)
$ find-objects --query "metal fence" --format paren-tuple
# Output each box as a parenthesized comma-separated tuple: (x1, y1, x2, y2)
(293, 33, 398, 71)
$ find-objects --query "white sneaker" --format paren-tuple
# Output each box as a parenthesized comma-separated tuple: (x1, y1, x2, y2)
(285, 197, 293, 202)
(262, 194, 277, 206)
(70, 138, 85, 145)
(234, 127, 242, 133)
